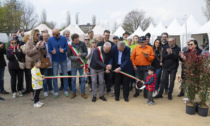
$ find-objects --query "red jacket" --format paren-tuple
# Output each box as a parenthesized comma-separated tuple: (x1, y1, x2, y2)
(145, 74, 156, 92)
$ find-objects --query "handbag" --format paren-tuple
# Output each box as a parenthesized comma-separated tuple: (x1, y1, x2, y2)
(40, 57, 51, 68)
(14, 54, 25, 70)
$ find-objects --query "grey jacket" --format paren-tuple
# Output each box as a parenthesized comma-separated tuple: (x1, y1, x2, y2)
(67, 41, 87, 68)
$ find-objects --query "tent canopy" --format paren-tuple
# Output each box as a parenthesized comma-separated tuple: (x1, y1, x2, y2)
(130, 26, 144, 37)
(193, 20, 210, 34)
(166, 18, 182, 36)
(143, 23, 155, 35)
(113, 26, 125, 37)
(92, 25, 105, 35)
(61, 24, 84, 35)
(75, 25, 85, 34)
(25, 24, 53, 35)
(152, 22, 166, 36)
(181, 15, 201, 34)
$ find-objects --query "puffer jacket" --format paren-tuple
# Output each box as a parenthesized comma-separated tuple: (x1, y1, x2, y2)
(25, 38, 47, 69)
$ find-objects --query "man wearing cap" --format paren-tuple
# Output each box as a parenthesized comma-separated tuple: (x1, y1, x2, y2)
(123, 31, 130, 45)
(131, 36, 155, 98)
(113, 36, 119, 45)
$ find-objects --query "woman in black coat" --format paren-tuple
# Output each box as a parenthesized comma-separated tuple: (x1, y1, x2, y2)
(6, 39, 25, 98)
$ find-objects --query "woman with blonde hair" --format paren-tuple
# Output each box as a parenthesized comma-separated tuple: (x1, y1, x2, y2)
(23, 29, 47, 99)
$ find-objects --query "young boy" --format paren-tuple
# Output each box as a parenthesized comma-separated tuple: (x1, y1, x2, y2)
(140, 67, 156, 105)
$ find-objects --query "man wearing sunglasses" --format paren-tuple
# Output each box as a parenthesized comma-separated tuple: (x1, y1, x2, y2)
(48, 29, 69, 98)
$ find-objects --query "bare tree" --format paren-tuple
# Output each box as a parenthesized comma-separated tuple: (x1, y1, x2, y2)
(112, 21, 119, 33)
(92, 15, 96, 25)
(203, 0, 210, 21)
(40, 9, 47, 24)
(21, 1, 38, 31)
(122, 9, 151, 33)
(66, 11, 71, 26)
(47, 21, 56, 29)
(75, 12, 79, 24)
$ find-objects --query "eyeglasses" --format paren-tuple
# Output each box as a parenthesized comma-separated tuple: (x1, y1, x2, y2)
(85, 39, 90, 41)
(56, 33, 60, 37)
(91, 42, 96, 43)
(188, 44, 193, 46)
(11, 42, 17, 44)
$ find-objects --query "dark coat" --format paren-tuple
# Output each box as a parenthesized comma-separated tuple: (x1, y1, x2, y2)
(0, 43, 6, 68)
(109, 45, 134, 74)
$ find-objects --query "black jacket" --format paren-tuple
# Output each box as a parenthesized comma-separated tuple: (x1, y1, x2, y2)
(162, 44, 180, 69)
(151, 50, 162, 69)
(6, 47, 25, 69)
(0, 43, 6, 68)
(90, 47, 110, 70)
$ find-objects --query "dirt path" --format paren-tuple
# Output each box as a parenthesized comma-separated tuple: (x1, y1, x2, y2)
(0, 66, 209, 126)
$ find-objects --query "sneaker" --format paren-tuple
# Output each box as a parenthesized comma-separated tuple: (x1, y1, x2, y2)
(18, 91, 23, 97)
(149, 101, 155, 105)
(38, 101, 44, 106)
(50, 90, 54, 95)
(34, 103, 42, 108)
(64, 92, 69, 97)
(145, 100, 150, 104)
(133, 93, 139, 97)
(12, 93, 16, 98)
(177, 91, 184, 97)
(92, 97, 96, 102)
(154, 94, 163, 98)
(0, 96, 4, 101)
(44, 92, 48, 97)
(152, 91, 158, 97)
(54, 92, 59, 98)
(168, 95, 172, 100)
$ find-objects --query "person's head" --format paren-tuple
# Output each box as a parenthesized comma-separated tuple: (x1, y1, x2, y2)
(43, 33, 50, 42)
(52, 29, 60, 39)
(117, 41, 126, 52)
(31, 29, 40, 42)
(188, 39, 198, 51)
(147, 67, 155, 75)
(20, 29, 24, 36)
(71, 33, 80, 45)
(103, 30, 110, 42)
(161, 32, 168, 43)
(103, 42, 111, 53)
(139, 36, 147, 48)
(63, 30, 70, 40)
(91, 39, 97, 48)
(153, 39, 162, 52)
(84, 35, 90, 46)
(22, 35, 30, 43)
(145, 33, 151, 44)
(10, 39, 17, 48)
(187, 38, 195, 48)
(41, 29, 48, 35)
(168, 38, 176, 47)
(11, 31, 17, 38)
(97, 35, 103, 42)
(127, 37, 132, 46)
(88, 31, 94, 39)
(32, 59, 41, 68)
(113, 36, 119, 44)
(133, 35, 139, 44)
(123, 31, 130, 40)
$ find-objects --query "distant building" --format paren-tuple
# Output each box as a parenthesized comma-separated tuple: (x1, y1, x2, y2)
(79, 23, 95, 33)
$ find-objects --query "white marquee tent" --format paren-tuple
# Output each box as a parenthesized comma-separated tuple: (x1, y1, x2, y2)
(75, 24, 85, 34)
(167, 18, 182, 36)
(113, 26, 125, 37)
(143, 23, 155, 35)
(25, 24, 53, 35)
(92, 25, 105, 35)
(61, 24, 84, 35)
(130, 26, 144, 37)
(151, 22, 167, 45)
(0, 33, 8, 43)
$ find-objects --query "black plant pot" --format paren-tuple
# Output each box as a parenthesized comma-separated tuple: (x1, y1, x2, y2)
(198, 106, 209, 117)
(186, 105, 196, 115)
(195, 102, 201, 112)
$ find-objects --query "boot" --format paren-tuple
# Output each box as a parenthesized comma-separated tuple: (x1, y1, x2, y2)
(70, 93, 76, 99)
(177, 90, 184, 97)
(81, 93, 87, 99)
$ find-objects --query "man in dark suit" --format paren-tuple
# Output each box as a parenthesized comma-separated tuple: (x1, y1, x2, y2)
(107, 41, 134, 102)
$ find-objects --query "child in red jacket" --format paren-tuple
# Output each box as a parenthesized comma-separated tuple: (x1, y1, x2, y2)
(140, 67, 156, 105)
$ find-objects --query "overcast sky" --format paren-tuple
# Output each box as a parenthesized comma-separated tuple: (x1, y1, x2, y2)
(30, 0, 207, 30)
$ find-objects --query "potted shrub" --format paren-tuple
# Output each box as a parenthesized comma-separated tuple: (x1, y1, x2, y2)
(182, 51, 201, 115)
(197, 53, 210, 117)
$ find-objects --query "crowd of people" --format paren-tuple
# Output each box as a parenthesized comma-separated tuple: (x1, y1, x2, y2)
(0, 28, 207, 107)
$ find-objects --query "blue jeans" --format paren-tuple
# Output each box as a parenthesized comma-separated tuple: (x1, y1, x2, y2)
(52, 60, 68, 93)
(155, 68, 162, 91)
(43, 68, 53, 92)
(71, 67, 86, 93)
(0, 67, 5, 92)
